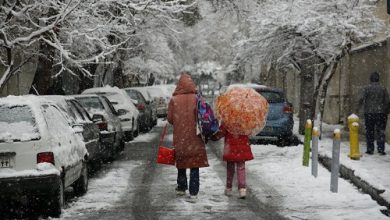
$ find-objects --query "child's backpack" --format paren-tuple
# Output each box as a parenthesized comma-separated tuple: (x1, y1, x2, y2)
(196, 93, 219, 142)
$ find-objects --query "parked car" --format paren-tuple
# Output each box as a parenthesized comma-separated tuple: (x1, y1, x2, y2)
(143, 86, 171, 117)
(227, 84, 294, 146)
(124, 88, 154, 132)
(82, 86, 139, 141)
(73, 94, 124, 160)
(0, 96, 88, 217)
(43, 96, 101, 168)
(155, 84, 175, 97)
(131, 87, 158, 126)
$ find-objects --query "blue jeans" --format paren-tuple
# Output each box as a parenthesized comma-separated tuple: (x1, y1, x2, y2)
(365, 113, 387, 153)
(177, 168, 199, 196)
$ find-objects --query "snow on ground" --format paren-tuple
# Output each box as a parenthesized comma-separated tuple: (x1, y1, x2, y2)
(157, 118, 169, 127)
(59, 160, 142, 219)
(315, 123, 390, 204)
(131, 132, 158, 143)
(248, 144, 387, 219)
(158, 157, 230, 220)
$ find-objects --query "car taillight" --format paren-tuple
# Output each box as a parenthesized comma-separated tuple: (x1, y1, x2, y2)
(137, 103, 145, 111)
(37, 152, 55, 165)
(97, 122, 108, 131)
(283, 105, 293, 113)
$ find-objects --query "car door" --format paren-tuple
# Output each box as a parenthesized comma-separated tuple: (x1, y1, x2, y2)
(68, 100, 100, 161)
(100, 96, 124, 143)
(41, 104, 86, 188)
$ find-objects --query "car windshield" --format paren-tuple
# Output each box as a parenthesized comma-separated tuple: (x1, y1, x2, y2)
(126, 90, 140, 101)
(76, 97, 104, 110)
(0, 105, 40, 141)
(257, 91, 284, 103)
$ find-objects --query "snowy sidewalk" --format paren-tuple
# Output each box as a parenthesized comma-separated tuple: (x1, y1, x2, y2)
(209, 138, 388, 219)
(315, 123, 390, 216)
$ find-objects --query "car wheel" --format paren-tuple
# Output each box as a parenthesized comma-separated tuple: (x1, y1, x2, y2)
(133, 121, 139, 137)
(47, 178, 64, 217)
(120, 139, 125, 151)
(277, 135, 291, 147)
(73, 161, 88, 196)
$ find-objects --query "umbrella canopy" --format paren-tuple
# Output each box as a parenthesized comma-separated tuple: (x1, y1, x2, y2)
(215, 87, 269, 135)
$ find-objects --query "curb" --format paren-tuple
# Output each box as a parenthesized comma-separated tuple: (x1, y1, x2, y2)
(318, 153, 390, 216)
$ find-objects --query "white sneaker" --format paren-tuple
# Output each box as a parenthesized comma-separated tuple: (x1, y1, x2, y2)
(186, 195, 198, 203)
(238, 188, 246, 199)
(224, 188, 233, 197)
(176, 188, 186, 196)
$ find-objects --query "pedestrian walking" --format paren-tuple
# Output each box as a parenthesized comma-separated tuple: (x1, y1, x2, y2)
(148, 73, 155, 86)
(167, 72, 209, 201)
(211, 124, 253, 199)
(358, 71, 390, 155)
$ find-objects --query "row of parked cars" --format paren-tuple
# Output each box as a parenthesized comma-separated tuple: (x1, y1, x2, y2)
(0, 85, 174, 217)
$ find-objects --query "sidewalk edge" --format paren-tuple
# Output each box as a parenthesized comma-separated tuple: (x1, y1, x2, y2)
(318, 153, 390, 216)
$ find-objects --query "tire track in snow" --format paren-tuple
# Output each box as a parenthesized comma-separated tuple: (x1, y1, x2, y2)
(58, 160, 142, 220)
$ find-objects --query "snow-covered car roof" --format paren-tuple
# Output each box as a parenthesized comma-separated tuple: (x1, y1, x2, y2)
(227, 83, 268, 90)
(154, 84, 176, 97)
(142, 86, 171, 99)
(82, 86, 139, 117)
(0, 95, 52, 107)
(41, 95, 79, 123)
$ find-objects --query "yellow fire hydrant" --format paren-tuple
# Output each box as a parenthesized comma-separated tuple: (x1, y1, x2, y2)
(348, 114, 361, 160)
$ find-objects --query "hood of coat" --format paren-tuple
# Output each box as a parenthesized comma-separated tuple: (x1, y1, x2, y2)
(173, 73, 197, 96)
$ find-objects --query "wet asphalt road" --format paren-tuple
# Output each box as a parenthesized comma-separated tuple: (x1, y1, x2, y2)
(59, 125, 287, 220)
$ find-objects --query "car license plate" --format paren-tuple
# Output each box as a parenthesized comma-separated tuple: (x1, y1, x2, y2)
(0, 156, 13, 168)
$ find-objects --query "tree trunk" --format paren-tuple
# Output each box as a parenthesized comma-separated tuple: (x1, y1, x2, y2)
(299, 70, 315, 134)
(30, 41, 54, 95)
(298, 55, 316, 134)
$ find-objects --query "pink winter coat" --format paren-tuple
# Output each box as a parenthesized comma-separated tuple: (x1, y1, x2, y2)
(167, 74, 209, 169)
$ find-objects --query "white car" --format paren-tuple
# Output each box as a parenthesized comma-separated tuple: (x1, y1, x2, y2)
(130, 87, 158, 126)
(143, 86, 172, 117)
(0, 95, 88, 217)
(82, 86, 139, 141)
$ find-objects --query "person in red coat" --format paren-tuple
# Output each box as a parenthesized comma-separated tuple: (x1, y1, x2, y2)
(167, 73, 209, 200)
(211, 124, 253, 199)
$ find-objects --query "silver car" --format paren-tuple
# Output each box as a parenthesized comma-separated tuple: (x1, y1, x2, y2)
(74, 94, 125, 161)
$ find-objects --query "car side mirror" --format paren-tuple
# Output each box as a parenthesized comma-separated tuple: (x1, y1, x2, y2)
(117, 109, 127, 116)
(72, 124, 84, 133)
(92, 114, 104, 123)
(131, 99, 139, 105)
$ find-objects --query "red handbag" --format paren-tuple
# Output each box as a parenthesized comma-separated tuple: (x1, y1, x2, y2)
(156, 125, 175, 165)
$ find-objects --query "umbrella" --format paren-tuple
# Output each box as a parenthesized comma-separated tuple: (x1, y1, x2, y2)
(215, 86, 269, 135)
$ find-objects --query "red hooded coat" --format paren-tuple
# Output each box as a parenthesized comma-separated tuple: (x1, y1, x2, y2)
(212, 125, 254, 162)
(167, 74, 209, 169)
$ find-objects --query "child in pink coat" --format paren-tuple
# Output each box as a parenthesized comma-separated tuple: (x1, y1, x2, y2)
(211, 124, 254, 199)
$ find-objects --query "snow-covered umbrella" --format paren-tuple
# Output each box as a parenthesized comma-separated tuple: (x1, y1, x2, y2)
(215, 87, 269, 136)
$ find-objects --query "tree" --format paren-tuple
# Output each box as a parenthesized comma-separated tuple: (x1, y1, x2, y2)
(0, 0, 196, 93)
(234, 0, 385, 133)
